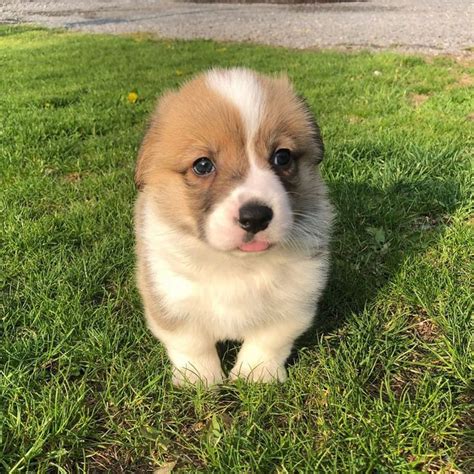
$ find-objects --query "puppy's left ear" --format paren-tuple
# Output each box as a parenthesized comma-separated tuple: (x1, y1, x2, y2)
(135, 119, 156, 191)
(298, 96, 324, 164)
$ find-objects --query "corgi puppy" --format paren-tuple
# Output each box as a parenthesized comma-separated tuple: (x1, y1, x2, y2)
(134, 68, 332, 385)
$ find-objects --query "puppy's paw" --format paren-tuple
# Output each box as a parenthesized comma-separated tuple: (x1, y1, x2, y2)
(230, 361, 287, 383)
(172, 365, 224, 387)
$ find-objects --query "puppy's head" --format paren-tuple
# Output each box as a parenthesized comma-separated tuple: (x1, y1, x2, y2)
(136, 68, 324, 253)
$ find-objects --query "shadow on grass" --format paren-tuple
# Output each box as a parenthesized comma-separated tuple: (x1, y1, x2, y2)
(289, 176, 461, 362)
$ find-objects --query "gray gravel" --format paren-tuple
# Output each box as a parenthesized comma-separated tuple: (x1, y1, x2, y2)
(1, 0, 473, 56)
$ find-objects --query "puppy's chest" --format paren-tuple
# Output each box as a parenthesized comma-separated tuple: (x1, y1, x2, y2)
(147, 250, 318, 337)
(150, 255, 278, 314)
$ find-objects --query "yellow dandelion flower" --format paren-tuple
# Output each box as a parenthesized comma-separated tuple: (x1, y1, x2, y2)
(127, 91, 138, 104)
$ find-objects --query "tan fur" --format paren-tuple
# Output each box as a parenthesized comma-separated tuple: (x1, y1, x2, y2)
(254, 75, 320, 166)
(135, 76, 251, 236)
(252, 75, 324, 203)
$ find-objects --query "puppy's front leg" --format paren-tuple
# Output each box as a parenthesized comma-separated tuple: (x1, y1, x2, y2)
(150, 323, 224, 386)
(230, 319, 311, 383)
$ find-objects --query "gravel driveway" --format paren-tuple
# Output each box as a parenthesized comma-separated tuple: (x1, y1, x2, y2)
(1, 0, 473, 55)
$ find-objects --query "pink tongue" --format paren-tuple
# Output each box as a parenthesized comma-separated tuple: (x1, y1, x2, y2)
(239, 240, 270, 252)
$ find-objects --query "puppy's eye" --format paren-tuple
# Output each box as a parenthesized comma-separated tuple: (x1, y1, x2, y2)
(192, 157, 215, 176)
(271, 149, 292, 169)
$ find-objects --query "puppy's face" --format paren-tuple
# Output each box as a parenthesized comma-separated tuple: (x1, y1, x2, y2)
(136, 68, 324, 253)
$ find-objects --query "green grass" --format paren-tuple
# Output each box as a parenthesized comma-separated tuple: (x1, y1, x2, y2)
(1, 26, 472, 472)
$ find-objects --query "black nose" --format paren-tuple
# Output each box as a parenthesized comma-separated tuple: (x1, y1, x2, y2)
(238, 202, 273, 234)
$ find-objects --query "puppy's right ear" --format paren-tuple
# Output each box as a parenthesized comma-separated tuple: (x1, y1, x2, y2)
(134, 92, 175, 190)
(297, 95, 324, 164)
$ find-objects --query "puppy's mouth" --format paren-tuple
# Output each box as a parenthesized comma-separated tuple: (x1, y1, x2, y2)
(238, 240, 270, 252)
(238, 233, 271, 252)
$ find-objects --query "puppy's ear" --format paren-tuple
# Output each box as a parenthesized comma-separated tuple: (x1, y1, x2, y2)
(298, 95, 324, 164)
(135, 117, 157, 191)
(135, 92, 175, 190)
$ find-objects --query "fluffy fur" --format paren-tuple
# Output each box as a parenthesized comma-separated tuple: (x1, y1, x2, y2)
(134, 68, 333, 385)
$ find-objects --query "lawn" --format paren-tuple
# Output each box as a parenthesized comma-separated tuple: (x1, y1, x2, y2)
(0, 26, 472, 472)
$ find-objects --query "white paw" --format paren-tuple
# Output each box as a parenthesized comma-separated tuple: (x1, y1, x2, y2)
(172, 364, 224, 387)
(230, 360, 287, 383)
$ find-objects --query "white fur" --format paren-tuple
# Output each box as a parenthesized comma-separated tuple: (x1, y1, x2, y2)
(206, 68, 264, 141)
(139, 194, 329, 385)
(205, 156, 293, 251)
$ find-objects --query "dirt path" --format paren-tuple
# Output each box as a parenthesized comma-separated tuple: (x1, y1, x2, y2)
(1, 0, 473, 55)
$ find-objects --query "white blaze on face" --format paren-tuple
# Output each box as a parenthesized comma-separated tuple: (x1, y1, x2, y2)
(204, 68, 293, 252)
(206, 68, 264, 142)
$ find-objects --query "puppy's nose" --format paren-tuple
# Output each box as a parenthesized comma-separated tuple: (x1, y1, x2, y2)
(238, 202, 273, 234)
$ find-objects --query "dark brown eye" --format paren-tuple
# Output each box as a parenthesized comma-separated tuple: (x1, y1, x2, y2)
(192, 157, 215, 176)
(271, 149, 292, 169)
